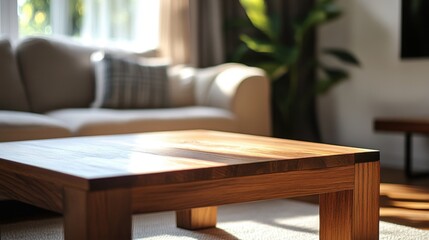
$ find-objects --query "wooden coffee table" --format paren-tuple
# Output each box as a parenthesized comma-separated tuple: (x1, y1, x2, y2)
(0, 130, 380, 239)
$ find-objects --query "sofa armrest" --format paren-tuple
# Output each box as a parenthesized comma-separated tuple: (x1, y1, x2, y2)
(195, 63, 271, 136)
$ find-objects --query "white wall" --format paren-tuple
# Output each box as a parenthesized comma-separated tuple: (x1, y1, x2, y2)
(318, 0, 429, 170)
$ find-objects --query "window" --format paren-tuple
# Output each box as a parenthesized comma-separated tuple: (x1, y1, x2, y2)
(1, 0, 160, 52)
(18, 0, 83, 37)
(80, 0, 160, 52)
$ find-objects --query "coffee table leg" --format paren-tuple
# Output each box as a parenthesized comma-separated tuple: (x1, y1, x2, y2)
(320, 190, 353, 239)
(63, 187, 132, 240)
(352, 161, 380, 239)
(319, 161, 380, 240)
(176, 206, 217, 230)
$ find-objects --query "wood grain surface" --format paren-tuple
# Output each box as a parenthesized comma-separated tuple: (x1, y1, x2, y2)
(0, 171, 62, 212)
(63, 188, 132, 240)
(176, 207, 217, 230)
(0, 130, 378, 191)
(320, 190, 353, 240)
(353, 161, 380, 239)
(319, 161, 380, 240)
(132, 165, 354, 213)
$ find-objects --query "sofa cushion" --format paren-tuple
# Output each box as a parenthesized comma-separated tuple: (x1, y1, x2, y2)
(16, 37, 95, 113)
(91, 52, 170, 109)
(0, 39, 29, 111)
(47, 107, 237, 136)
(0, 111, 72, 142)
(168, 65, 195, 107)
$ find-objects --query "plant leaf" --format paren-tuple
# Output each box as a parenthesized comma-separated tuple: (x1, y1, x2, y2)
(255, 62, 289, 81)
(317, 1, 342, 21)
(323, 48, 361, 67)
(239, 0, 275, 40)
(275, 45, 300, 65)
(269, 13, 282, 40)
(240, 34, 276, 53)
(231, 43, 250, 62)
(271, 65, 289, 80)
(224, 18, 253, 30)
(294, 1, 342, 43)
(323, 66, 349, 80)
(316, 66, 349, 94)
(294, 12, 324, 43)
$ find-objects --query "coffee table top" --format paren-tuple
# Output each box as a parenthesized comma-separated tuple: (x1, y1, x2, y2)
(0, 130, 378, 190)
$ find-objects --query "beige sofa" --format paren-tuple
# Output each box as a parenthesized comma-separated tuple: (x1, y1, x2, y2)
(0, 37, 271, 142)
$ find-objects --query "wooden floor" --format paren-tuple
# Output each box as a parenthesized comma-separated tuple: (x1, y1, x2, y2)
(378, 167, 429, 230)
(1, 167, 429, 230)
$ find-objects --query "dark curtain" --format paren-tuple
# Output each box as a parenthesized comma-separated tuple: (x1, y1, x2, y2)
(189, 0, 224, 68)
(222, 0, 248, 62)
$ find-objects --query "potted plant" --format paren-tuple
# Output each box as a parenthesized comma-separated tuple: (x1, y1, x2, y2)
(230, 0, 360, 140)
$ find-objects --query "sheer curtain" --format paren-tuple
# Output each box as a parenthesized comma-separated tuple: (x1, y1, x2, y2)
(159, 0, 227, 67)
(0, 0, 19, 41)
(159, 0, 191, 65)
(81, 0, 160, 52)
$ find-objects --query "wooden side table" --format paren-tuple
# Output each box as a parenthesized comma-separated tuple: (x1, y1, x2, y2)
(374, 118, 429, 178)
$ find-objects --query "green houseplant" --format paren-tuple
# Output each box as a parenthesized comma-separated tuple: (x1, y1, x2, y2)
(231, 0, 360, 140)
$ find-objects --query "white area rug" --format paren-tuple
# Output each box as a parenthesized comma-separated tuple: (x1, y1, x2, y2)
(1, 199, 428, 239)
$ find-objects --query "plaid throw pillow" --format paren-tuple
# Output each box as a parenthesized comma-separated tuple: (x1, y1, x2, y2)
(92, 53, 170, 109)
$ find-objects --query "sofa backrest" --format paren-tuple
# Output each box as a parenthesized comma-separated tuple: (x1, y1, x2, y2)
(16, 37, 95, 113)
(0, 38, 30, 111)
